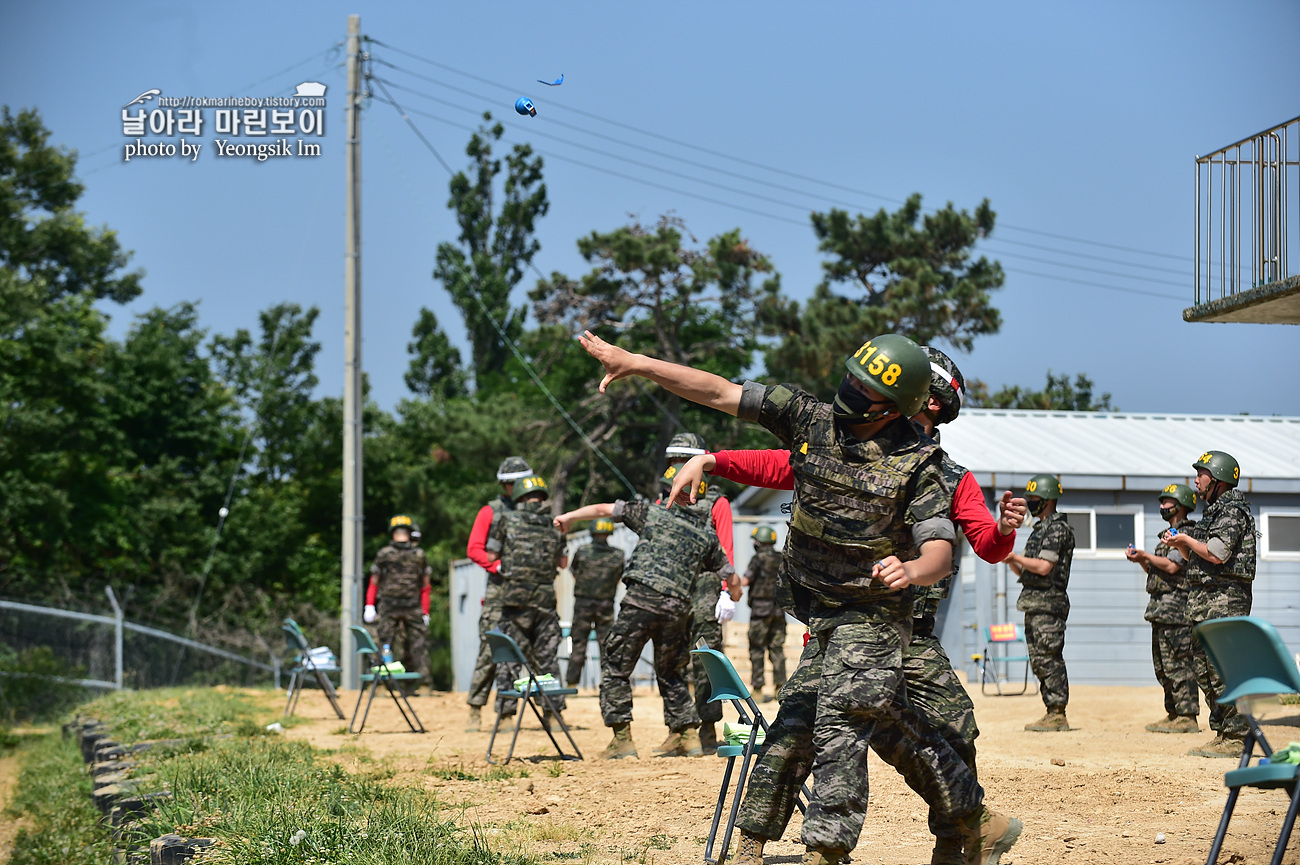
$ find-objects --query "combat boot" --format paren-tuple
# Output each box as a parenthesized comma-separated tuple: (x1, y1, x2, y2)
(655, 727, 704, 757)
(801, 846, 848, 865)
(653, 730, 682, 756)
(699, 722, 719, 754)
(1144, 713, 1176, 732)
(465, 706, 482, 733)
(1149, 715, 1199, 734)
(960, 806, 1023, 865)
(930, 834, 964, 865)
(1189, 734, 1244, 758)
(601, 723, 638, 760)
(1024, 706, 1069, 732)
(732, 832, 765, 865)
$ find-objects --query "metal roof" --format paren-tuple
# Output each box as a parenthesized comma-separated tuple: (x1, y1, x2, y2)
(941, 409, 1300, 492)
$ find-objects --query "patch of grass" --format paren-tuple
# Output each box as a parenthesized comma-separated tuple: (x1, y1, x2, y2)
(331, 724, 352, 735)
(429, 765, 481, 781)
(646, 833, 672, 850)
(4, 732, 117, 865)
(80, 686, 266, 741)
(546, 762, 564, 778)
(486, 765, 529, 781)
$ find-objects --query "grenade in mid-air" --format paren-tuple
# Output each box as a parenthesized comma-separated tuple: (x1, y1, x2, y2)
(515, 97, 536, 117)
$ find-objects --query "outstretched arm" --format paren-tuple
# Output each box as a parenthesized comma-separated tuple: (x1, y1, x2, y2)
(554, 502, 616, 534)
(580, 330, 743, 416)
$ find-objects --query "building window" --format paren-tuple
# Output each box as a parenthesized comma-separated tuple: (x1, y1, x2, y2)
(1059, 508, 1142, 556)
(1064, 511, 1092, 549)
(1262, 512, 1300, 558)
(1097, 513, 1137, 550)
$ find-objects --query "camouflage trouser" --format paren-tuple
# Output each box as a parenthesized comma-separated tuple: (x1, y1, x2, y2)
(689, 613, 725, 724)
(1151, 623, 1199, 719)
(376, 598, 430, 687)
(1188, 581, 1252, 738)
(600, 604, 699, 733)
(567, 598, 615, 686)
(494, 605, 566, 714)
(748, 614, 788, 693)
(1024, 612, 1069, 708)
(737, 621, 982, 853)
(466, 590, 504, 707)
(869, 627, 980, 845)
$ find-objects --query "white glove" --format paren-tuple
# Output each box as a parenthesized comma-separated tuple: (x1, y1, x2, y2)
(422, 614, 430, 627)
(363, 604, 377, 624)
(714, 591, 736, 624)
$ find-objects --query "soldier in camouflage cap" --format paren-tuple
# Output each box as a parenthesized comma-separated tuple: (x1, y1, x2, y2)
(1127, 483, 1200, 735)
(565, 519, 625, 687)
(486, 475, 569, 723)
(743, 526, 786, 701)
(555, 466, 731, 761)
(368, 514, 433, 690)
(1004, 474, 1075, 732)
(1165, 451, 1257, 759)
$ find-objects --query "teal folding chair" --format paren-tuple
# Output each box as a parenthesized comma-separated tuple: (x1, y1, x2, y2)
(282, 619, 345, 720)
(692, 646, 809, 865)
(977, 623, 1035, 697)
(1196, 616, 1300, 865)
(484, 629, 581, 764)
(348, 625, 426, 734)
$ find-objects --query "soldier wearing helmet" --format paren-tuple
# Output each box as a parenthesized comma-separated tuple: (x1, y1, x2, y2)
(485, 474, 570, 727)
(1165, 451, 1257, 758)
(1004, 474, 1075, 732)
(366, 514, 433, 692)
(564, 518, 625, 688)
(1127, 484, 1200, 735)
(666, 431, 741, 755)
(743, 525, 785, 702)
(464, 456, 534, 732)
(577, 330, 1017, 865)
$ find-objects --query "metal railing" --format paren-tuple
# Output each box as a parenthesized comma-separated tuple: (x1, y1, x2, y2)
(1195, 115, 1300, 305)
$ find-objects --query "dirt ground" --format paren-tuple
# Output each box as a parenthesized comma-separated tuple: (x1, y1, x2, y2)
(283, 623, 1300, 865)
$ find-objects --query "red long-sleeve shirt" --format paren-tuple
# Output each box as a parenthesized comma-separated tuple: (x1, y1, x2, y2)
(712, 496, 734, 567)
(711, 449, 1014, 564)
(466, 504, 501, 574)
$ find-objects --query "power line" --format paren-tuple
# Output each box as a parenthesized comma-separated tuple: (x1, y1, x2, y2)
(1002, 267, 1183, 301)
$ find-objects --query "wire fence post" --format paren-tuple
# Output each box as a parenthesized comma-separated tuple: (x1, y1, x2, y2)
(104, 586, 124, 690)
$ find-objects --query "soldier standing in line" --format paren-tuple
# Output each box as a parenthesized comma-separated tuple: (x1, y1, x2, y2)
(485, 475, 569, 727)
(463, 456, 533, 732)
(555, 467, 731, 760)
(1127, 483, 1200, 734)
(665, 431, 740, 754)
(1004, 475, 1075, 733)
(744, 526, 786, 703)
(1165, 451, 1257, 759)
(365, 514, 432, 692)
(578, 329, 1019, 865)
(565, 519, 625, 688)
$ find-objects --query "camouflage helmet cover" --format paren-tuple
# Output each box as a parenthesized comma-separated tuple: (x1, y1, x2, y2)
(922, 346, 966, 426)
(665, 432, 708, 460)
(496, 456, 533, 482)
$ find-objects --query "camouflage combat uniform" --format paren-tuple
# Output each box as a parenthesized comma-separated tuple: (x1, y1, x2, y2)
(1016, 511, 1075, 709)
(599, 497, 729, 733)
(1144, 517, 1199, 720)
(467, 496, 511, 708)
(370, 541, 432, 686)
(566, 537, 625, 686)
(745, 546, 787, 694)
(487, 498, 568, 713)
(729, 382, 978, 856)
(1184, 489, 1256, 739)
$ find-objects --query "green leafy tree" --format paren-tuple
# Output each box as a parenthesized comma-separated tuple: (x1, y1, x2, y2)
(433, 114, 548, 392)
(764, 194, 1004, 399)
(966, 372, 1116, 411)
(405, 307, 467, 400)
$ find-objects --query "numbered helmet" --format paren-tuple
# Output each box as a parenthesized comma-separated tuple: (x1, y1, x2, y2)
(592, 519, 615, 535)
(1192, 450, 1240, 487)
(410, 524, 422, 542)
(922, 346, 966, 426)
(662, 465, 706, 498)
(516, 475, 549, 500)
(841, 334, 931, 419)
(1158, 483, 1196, 511)
(496, 456, 533, 483)
(665, 432, 707, 461)
(388, 514, 414, 535)
(1025, 474, 1063, 500)
(752, 525, 778, 545)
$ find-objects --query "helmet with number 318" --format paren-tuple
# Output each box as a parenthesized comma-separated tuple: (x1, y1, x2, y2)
(842, 333, 931, 418)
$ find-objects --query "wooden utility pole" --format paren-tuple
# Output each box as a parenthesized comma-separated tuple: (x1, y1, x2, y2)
(341, 13, 363, 691)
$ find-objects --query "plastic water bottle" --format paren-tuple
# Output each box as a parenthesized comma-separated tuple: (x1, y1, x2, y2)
(381, 643, 394, 664)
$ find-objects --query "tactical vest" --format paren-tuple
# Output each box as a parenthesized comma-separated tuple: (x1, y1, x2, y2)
(624, 498, 717, 602)
(1145, 517, 1194, 624)
(497, 500, 563, 609)
(373, 543, 427, 601)
(1017, 512, 1073, 616)
(784, 411, 940, 605)
(571, 541, 625, 600)
(1187, 489, 1257, 584)
(746, 548, 783, 618)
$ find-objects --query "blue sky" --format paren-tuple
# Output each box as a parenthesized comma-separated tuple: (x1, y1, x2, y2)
(6, 1, 1299, 418)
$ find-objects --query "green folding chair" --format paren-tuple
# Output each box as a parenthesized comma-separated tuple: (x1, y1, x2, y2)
(1195, 616, 1300, 865)
(348, 625, 425, 734)
(977, 622, 1035, 697)
(692, 646, 809, 865)
(484, 629, 581, 764)
(282, 618, 345, 720)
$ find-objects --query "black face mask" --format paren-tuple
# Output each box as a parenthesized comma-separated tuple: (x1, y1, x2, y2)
(832, 376, 896, 422)
(1027, 499, 1048, 517)
(1159, 505, 1178, 521)
(392, 539, 412, 549)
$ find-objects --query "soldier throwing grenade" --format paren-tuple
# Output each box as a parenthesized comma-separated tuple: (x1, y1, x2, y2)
(364, 515, 432, 692)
